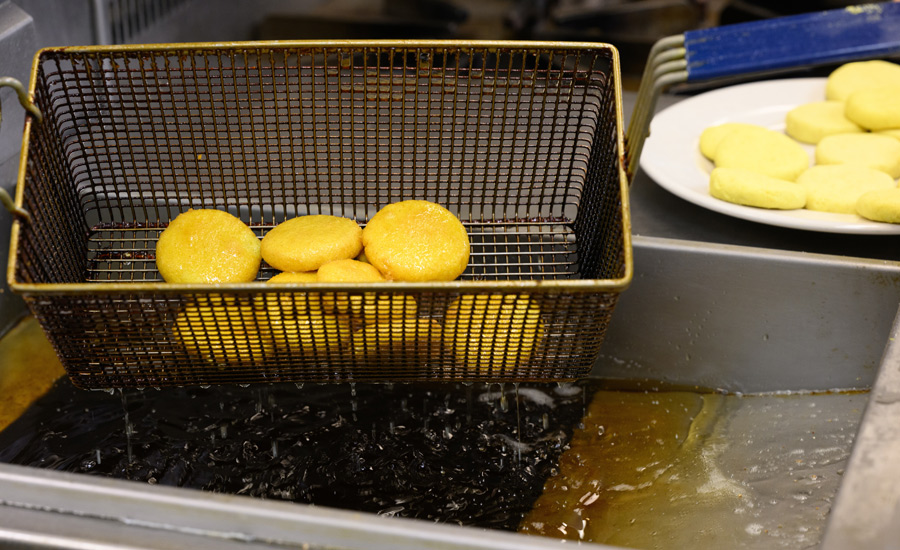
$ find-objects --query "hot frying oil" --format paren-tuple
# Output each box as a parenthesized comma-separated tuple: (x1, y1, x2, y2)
(521, 389, 865, 549)
(0, 316, 866, 548)
(0, 317, 65, 431)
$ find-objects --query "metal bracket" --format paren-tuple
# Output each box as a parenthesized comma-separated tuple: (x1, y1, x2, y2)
(0, 76, 39, 223)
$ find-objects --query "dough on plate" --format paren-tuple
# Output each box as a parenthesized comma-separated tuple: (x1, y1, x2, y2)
(261, 215, 362, 273)
(156, 209, 261, 284)
(785, 100, 863, 144)
(797, 164, 896, 214)
(698, 122, 767, 160)
(856, 188, 900, 223)
(845, 86, 900, 131)
(714, 127, 810, 181)
(877, 128, 900, 141)
(815, 133, 900, 178)
(709, 167, 806, 210)
(362, 200, 470, 282)
(825, 60, 900, 101)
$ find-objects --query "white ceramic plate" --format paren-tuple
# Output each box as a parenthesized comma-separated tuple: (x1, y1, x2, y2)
(639, 77, 900, 235)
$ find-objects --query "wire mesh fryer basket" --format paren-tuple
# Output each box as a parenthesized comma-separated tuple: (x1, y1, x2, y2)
(7, 41, 631, 389)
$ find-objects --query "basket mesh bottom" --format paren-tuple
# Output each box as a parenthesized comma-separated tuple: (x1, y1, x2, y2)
(85, 221, 581, 282)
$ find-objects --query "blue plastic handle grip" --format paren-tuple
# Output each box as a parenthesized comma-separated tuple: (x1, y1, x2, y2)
(684, 3, 900, 82)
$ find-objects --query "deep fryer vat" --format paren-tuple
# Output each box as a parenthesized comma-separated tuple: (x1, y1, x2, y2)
(7, 41, 631, 389)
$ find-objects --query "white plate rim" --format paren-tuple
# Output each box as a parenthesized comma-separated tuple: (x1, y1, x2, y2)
(639, 77, 900, 235)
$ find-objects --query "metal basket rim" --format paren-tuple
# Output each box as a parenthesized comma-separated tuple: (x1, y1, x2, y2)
(34, 38, 622, 56)
(7, 275, 633, 296)
(7, 38, 633, 299)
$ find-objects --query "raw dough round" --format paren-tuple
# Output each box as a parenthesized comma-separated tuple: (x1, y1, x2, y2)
(825, 60, 900, 101)
(261, 215, 362, 273)
(362, 200, 470, 282)
(797, 164, 896, 214)
(785, 101, 863, 144)
(856, 188, 900, 223)
(709, 167, 806, 210)
(714, 127, 810, 181)
(698, 122, 767, 160)
(845, 86, 900, 131)
(443, 294, 544, 371)
(815, 133, 900, 178)
(877, 128, 900, 141)
(156, 209, 260, 284)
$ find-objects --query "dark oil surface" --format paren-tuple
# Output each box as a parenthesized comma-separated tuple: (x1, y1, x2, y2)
(0, 377, 590, 531)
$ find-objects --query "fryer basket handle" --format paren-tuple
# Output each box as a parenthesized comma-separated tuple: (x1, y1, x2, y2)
(626, 2, 900, 180)
(0, 76, 39, 223)
(683, 4, 900, 82)
(0, 76, 42, 123)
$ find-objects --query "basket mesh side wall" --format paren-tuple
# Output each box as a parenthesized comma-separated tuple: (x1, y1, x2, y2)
(575, 77, 625, 280)
(15, 68, 92, 284)
(14, 44, 626, 387)
(25, 289, 619, 388)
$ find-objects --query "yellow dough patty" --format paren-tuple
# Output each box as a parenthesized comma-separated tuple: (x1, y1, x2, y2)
(785, 101, 863, 144)
(714, 127, 810, 181)
(845, 86, 900, 131)
(358, 293, 418, 326)
(698, 122, 767, 160)
(173, 300, 272, 365)
(443, 294, 544, 370)
(877, 128, 900, 142)
(255, 289, 351, 355)
(261, 215, 362, 273)
(825, 60, 900, 101)
(352, 318, 444, 367)
(268, 271, 319, 284)
(856, 188, 900, 223)
(815, 133, 900, 178)
(317, 259, 386, 313)
(156, 209, 261, 283)
(709, 168, 806, 210)
(362, 200, 470, 282)
(797, 164, 896, 214)
(317, 259, 386, 283)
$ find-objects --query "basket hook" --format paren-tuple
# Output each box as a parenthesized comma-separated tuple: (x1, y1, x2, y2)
(0, 76, 40, 224)
(0, 187, 29, 223)
(0, 76, 42, 123)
